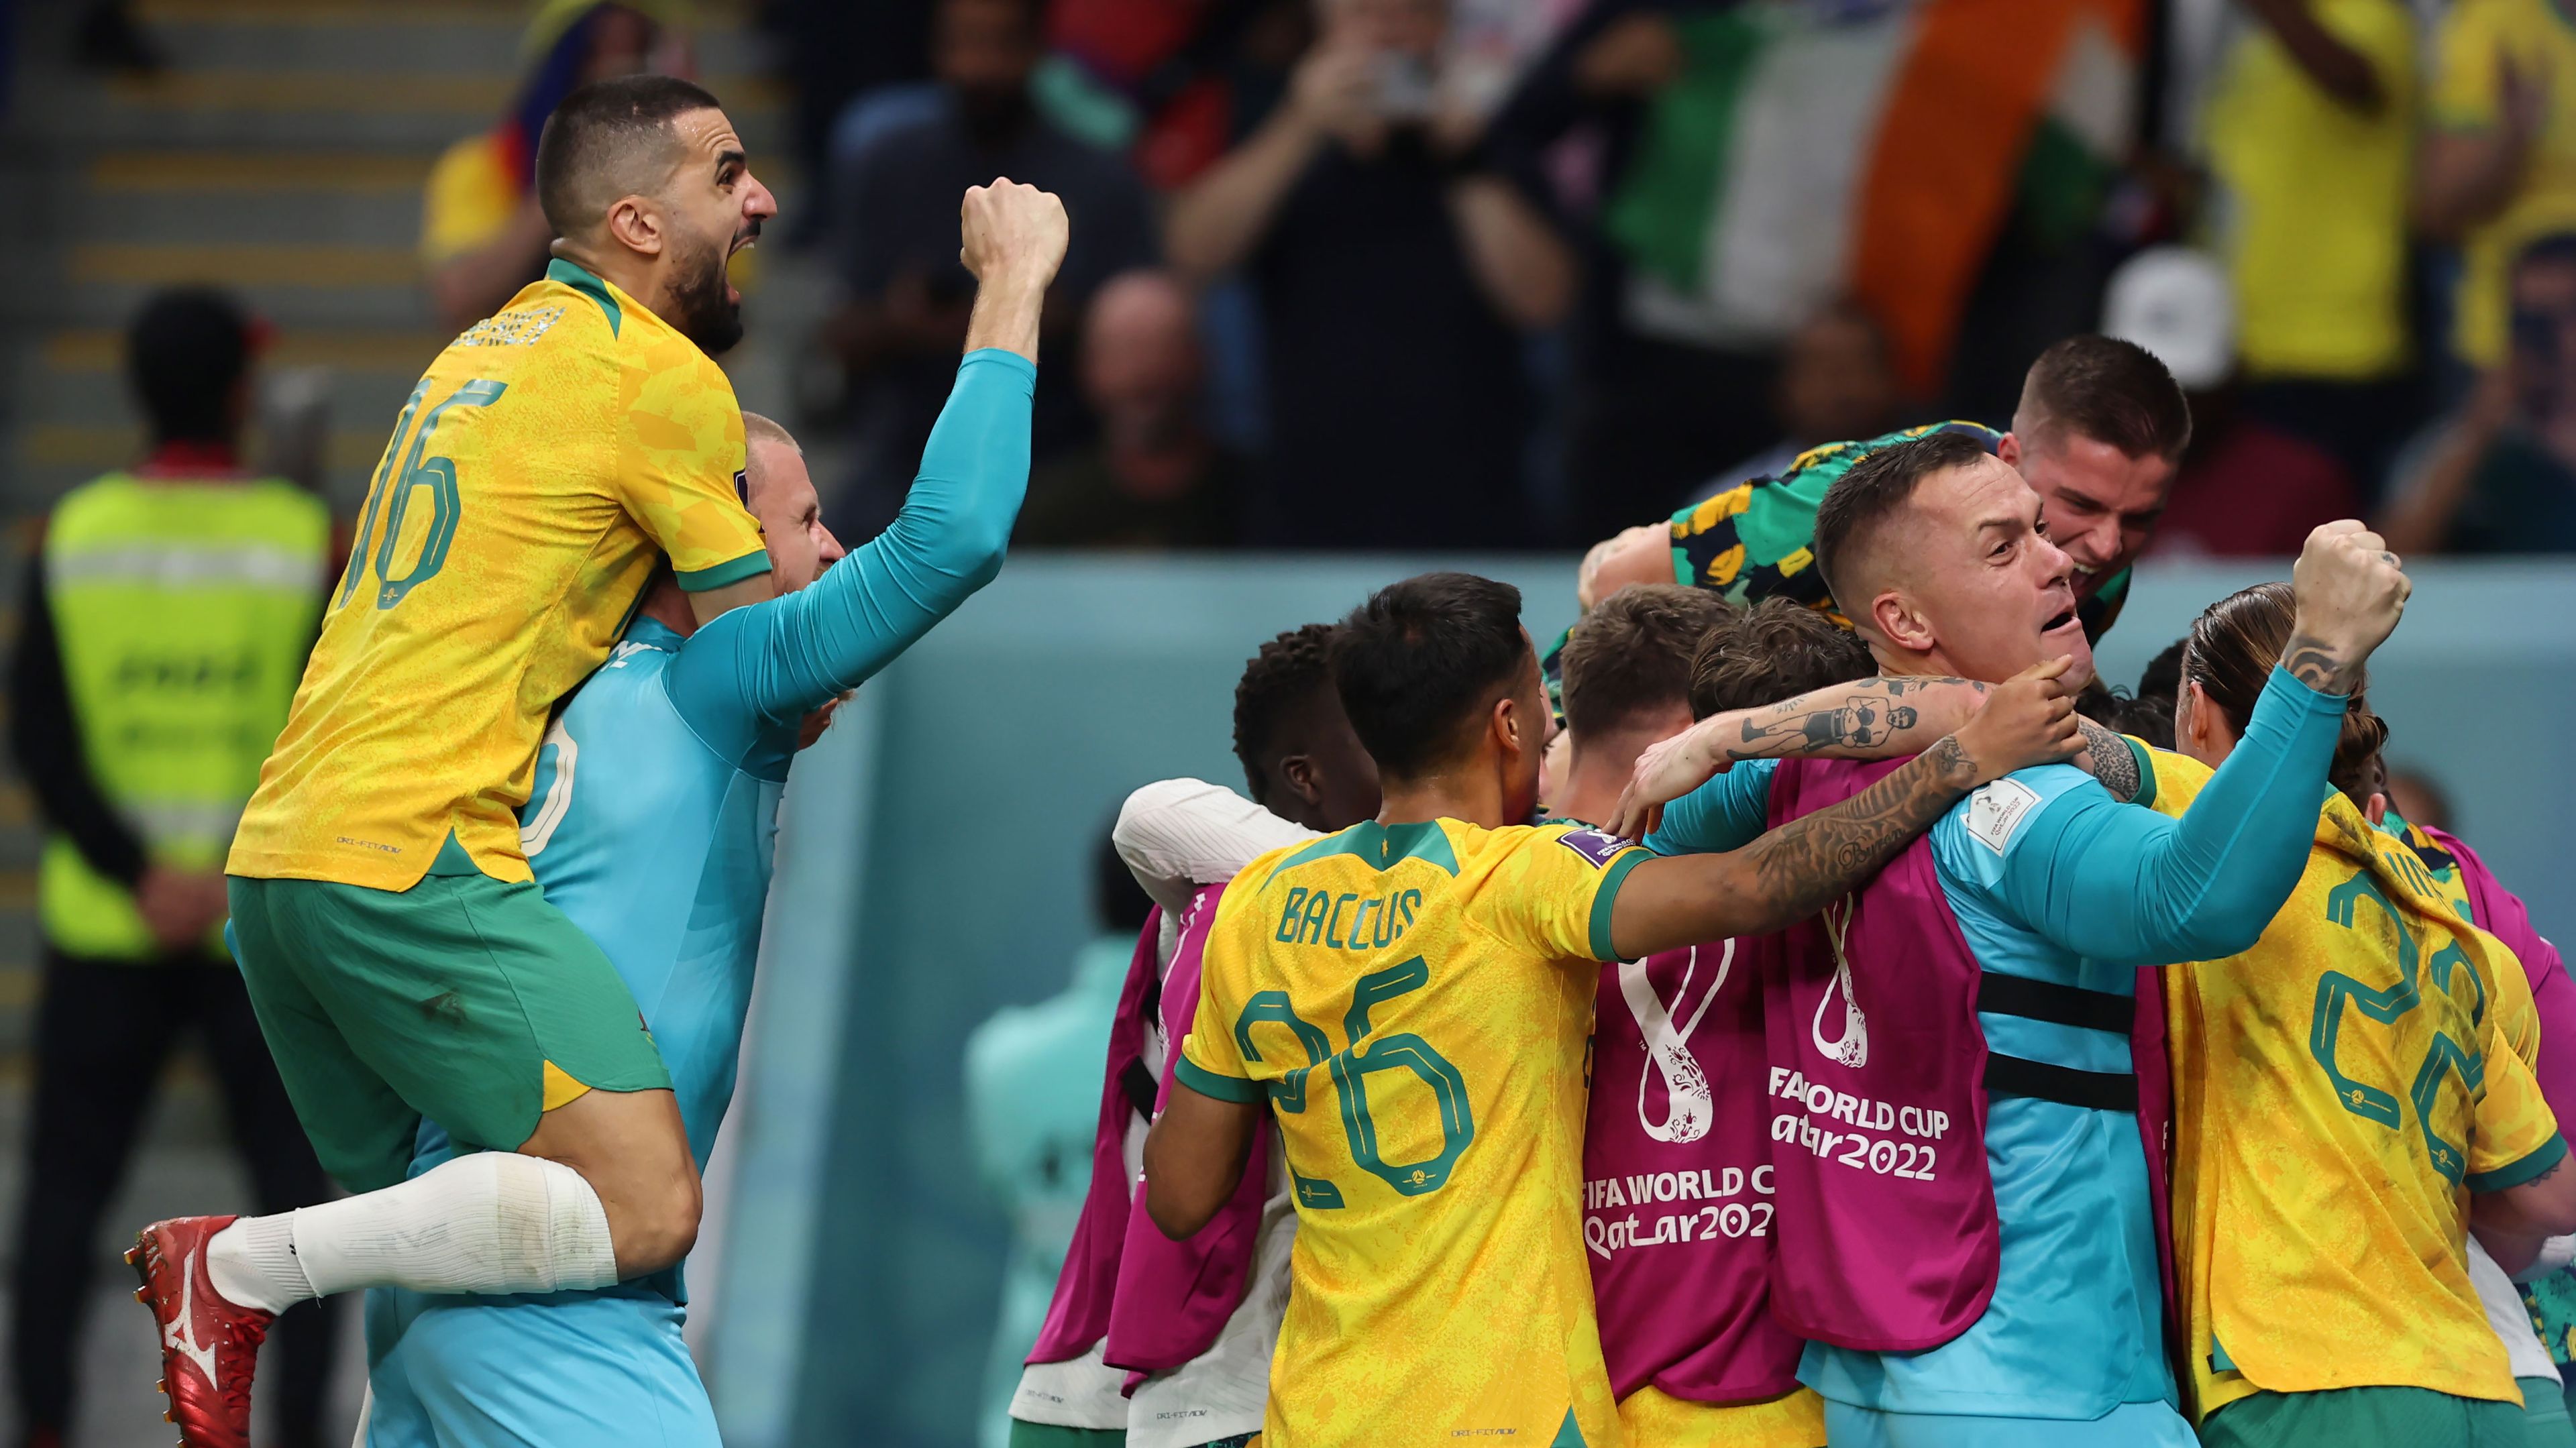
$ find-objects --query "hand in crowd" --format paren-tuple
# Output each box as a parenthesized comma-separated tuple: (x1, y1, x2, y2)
(136, 865, 229, 952)
(1572, 11, 1684, 99)
(2286, 520, 2411, 694)
(1950, 657, 2083, 786)
(1288, 40, 1389, 154)
(959, 178, 1071, 294)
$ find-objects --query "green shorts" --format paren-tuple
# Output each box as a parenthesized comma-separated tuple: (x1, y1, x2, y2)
(227, 871, 669, 1191)
(2200, 1384, 2526, 1448)
(2526, 1374, 2576, 1448)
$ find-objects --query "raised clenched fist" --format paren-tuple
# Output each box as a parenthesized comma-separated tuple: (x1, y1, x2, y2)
(2286, 520, 2410, 694)
(959, 178, 1069, 292)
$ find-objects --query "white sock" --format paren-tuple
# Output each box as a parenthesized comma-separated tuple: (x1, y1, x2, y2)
(205, 1153, 619, 1313)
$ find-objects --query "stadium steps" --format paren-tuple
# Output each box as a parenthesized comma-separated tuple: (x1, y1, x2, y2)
(0, 4, 783, 1439)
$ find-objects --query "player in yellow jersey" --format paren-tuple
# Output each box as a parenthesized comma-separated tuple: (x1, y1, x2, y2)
(131, 74, 790, 1448)
(1142, 572, 2084, 1448)
(2152, 581, 2576, 1448)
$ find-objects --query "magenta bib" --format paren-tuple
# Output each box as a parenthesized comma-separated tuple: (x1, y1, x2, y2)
(1585, 934, 1805, 1403)
(1753, 757, 2001, 1353)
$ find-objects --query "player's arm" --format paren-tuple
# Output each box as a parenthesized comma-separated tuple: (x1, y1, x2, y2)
(1115, 779, 1319, 917)
(2469, 1041, 2576, 1267)
(1607, 665, 2081, 958)
(670, 184, 1069, 738)
(1611, 670, 2137, 838)
(1145, 920, 1265, 1239)
(688, 573, 773, 626)
(1144, 1078, 1261, 1239)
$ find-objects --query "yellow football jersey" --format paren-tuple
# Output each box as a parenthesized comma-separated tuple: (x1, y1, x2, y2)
(2143, 749, 2564, 1420)
(1179, 818, 1648, 1448)
(229, 260, 769, 889)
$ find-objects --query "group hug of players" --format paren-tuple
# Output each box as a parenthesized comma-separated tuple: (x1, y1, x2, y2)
(102, 71, 2563, 1448)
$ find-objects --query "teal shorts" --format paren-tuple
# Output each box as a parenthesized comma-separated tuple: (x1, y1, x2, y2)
(2199, 1384, 2526, 1448)
(229, 870, 669, 1191)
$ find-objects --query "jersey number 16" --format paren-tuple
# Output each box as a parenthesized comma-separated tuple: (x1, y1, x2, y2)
(338, 378, 507, 612)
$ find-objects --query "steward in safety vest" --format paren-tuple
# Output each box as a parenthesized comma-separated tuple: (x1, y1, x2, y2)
(2, 286, 341, 1444)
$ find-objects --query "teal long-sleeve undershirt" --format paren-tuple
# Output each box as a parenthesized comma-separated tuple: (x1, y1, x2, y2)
(665, 348, 1035, 763)
(1993, 665, 2347, 966)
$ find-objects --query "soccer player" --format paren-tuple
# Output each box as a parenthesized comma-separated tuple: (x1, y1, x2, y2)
(2148, 583, 2576, 1447)
(1555, 588, 1834, 1448)
(1009, 625, 1380, 1448)
(1623, 435, 2412, 1447)
(1142, 571, 2082, 1446)
(1575, 335, 2185, 643)
(123, 70, 996, 1443)
(354, 179, 1063, 1447)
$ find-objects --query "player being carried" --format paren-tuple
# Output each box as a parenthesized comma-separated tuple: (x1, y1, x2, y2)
(1141, 571, 2082, 1445)
(132, 74, 826, 1448)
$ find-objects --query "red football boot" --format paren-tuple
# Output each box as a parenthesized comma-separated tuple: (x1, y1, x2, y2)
(127, 1216, 271, 1448)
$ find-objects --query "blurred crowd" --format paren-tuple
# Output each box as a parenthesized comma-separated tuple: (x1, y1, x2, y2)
(736, 0, 2576, 557)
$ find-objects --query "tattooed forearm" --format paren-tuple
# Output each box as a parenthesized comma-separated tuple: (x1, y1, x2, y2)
(2279, 632, 2359, 695)
(1714, 677, 1983, 765)
(1733, 738, 1978, 930)
(2076, 718, 2140, 801)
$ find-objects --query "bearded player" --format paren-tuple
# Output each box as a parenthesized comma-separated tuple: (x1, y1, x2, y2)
(132, 75, 796, 1448)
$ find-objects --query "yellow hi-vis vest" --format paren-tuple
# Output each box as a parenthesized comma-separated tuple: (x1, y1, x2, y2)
(40, 472, 328, 959)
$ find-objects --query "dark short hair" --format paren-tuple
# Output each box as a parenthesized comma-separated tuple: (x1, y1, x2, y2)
(129, 288, 252, 445)
(1232, 624, 1338, 807)
(1332, 572, 1528, 780)
(535, 74, 724, 237)
(1688, 598, 1876, 718)
(2018, 335, 2192, 461)
(1813, 429, 1994, 605)
(1560, 584, 1735, 738)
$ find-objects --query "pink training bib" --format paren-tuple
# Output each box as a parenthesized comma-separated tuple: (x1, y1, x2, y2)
(1106, 883, 1271, 1374)
(1585, 934, 1805, 1404)
(1753, 757, 2001, 1353)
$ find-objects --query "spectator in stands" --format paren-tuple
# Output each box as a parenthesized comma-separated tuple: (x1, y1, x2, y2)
(6, 291, 339, 1448)
(420, 1, 684, 333)
(1491, 0, 2134, 546)
(828, 0, 1157, 538)
(2423, 0, 2576, 378)
(2103, 247, 2360, 558)
(1018, 271, 1246, 549)
(2203, 0, 2419, 496)
(1693, 301, 1905, 504)
(1163, 0, 1574, 550)
(2382, 233, 2576, 554)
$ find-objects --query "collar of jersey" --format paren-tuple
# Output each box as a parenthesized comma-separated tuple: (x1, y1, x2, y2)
(1265, 819, 1458, 886)
(546, 257, 625, 337)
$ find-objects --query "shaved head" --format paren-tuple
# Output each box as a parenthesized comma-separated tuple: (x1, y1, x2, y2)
(535, 74, 724, 239)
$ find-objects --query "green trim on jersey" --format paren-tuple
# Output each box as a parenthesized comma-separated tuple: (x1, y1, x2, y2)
(1267, 820, 1462, 885)
(674, 549, 771, 592)
(2469, 1131, 2570, 1193)
(1587, 848, 1650, 962)
(2125, 736, 2156, 809)
(1175, 1054, 1264, 1105)
(546, 258, 622, 336)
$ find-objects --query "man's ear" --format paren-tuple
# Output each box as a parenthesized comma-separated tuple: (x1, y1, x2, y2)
(1996, 431, 2023, 469)
(604, 194, 665, 258)
(1492, 692, 1525, 759)
(2179, 679, 2210, 752)
(1277, 754, 1324, 808)
(1868, 589, 1935, 655)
